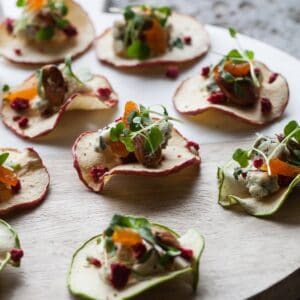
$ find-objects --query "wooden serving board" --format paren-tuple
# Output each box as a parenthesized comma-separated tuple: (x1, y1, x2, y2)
(0, 1, 300, 299)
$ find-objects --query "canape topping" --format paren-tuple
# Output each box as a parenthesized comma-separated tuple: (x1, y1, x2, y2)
(86, 215, 194, 290)
(95, 101, 175, 169)
(228, 120, 300, 199)
(13, 0, 77, 42)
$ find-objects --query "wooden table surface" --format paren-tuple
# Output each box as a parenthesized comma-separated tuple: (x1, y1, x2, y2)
(0, 1, 300, 299)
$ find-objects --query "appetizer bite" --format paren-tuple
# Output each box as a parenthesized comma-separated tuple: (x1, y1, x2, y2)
(95, 5, 210, 69)
(0, 0, 94, 65)
(68, 214, 204, 299)
(174, 28, 289, 125)
(0, 219, 23, 272)
(0, 148, 49, 214)
(73, 101, 200, 192)
(1, 57, 118, 139)
(218, 120, 300, 216)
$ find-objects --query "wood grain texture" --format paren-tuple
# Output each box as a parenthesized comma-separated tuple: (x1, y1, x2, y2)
(0, 139, 299, 300)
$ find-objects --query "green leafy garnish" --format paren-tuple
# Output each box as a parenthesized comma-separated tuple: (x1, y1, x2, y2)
(284, 120, 300, 142)
(232, 148, 250, 168)
(144, 126, 163, 153)
(2, 84, 10, 93)
(127, 41, 150, 59)
(170, 37, 184, 49)
(35, 27, 55, 41)
(0, 153, 9, 166)
(228, 27, 237, 38)
(16, 0, 26, 7)
(63, 56, 84, 85)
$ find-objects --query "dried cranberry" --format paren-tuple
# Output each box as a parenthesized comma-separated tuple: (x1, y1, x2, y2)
(180, 247, 193, 261)
(207, 91, 226, 104)
(183, 36, 192, 45)
(268, 73, 278, 84)
(97, 88, 111, 99)
(14, 48, 22, 56)
(165, 66, 179, 79)
(10, 248, 24, 263)
(278, 175, 293, 187)
(253, 157, 263, 169)
(5, 18, 14, 34)
(132, 243, 146, 260)
(254, 68, 261, 76)
(63, 24, 78, 37)
(201, 66, 210, 77)
(10, 98, 29, 112)
(186, 140, 200, 152)
(90, 166, 108, 183)
(18, 117, 28, 128)
(87, 257, 101, 268)
(11, 180, 21, 194)
(110, 263, 130, 289)
(13, 115, 22, 122)
(261, 98, 272, 114)
(241, 171, 247, 179)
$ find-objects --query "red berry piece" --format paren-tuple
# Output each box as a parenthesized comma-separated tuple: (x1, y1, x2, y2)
(14, 48, 22, 56)
(97, 88, 112, 99)
(183, 36, 192, 45)
(18, 117, 29, 129)
(261, 98, 272, 114)
(132, 243, 147, 260)
(10, 98, 29, 112)
(201, 66, 210, 77)
(268, 73, 278, 84)
(90, 166, 108, 183)
(10, 248, 24, 263)
(180, 247, 193, 261)
(254, 68, 261, 76)
(87, 257, 102, 268)
(110, 263, 130, 289)
(186, 140, 200, 153)
(11, 180, 21, 194)
(165, 66, 179, 79)
(13, 115, 22, 122)
(253, 157, 263, 169)
(207, 91, 226, 104)
(5, 18, 14, 34)
(63, 24, 78, 37)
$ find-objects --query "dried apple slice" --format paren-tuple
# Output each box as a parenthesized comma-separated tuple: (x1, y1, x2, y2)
(95, 13, 210, 69)
(1, 71, 118, 140)
(174, 62, 289, 125)
(0, 148, 49, 215)
(0, 0, 94, 65)
(73, 127, 200, 192)
(0, 219, 23, 272)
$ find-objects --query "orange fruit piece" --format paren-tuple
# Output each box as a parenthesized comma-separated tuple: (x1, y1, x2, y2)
(27, 0, 45, 11)
(224, 60, 250, 77)
(0, 166, 19, 187)
(4, 79, 37, 103)
(112, 228, 142, 247)
(123, 101, 139, 126)
(261, 158, 300, 178)
(144, 19, 168, 55)
(110, 141, 129, 157)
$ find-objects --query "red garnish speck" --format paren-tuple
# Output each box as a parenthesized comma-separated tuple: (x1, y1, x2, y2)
(63, 24, 78, 37)
(5, 18, 14, 34)
(90, 166, 108, 183)
(253, 157, 263, 169)
(201, 66, 210, 78)
(180, 247, 193, 261)
(261, 97, 272, 114)
(11, 180, 21, 194)
(165, 66, 179, 79)
(87, 257, 102, 268)
(98, 88, 111, 99)
(132, 243, 146, 260)
(10, 248, 24, 263)
(183, 36, 192, 45)
(10, 98, 29, 112)
(207, 92, 226, 104)
(186, 140, 200, 152)
(14, 48, 22, 56)
(268, 73, 278, 84)
(110, 263, 130, 289)
(18, 117, 28, 129)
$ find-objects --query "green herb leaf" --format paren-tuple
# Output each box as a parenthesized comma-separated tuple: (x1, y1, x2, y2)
(120, 136, 135, 152)
(35, 26, 55, 41)
(16, 0, 26, 7)
(2, 84, 10, 93)
(145, 126, 163, 153)
(55, 18, 69, 29)
(232, 148, 250, 168)
(229, 27, 237, 38)
(127, 41, 150, 59)
(284, 120, 299, 137)
(226, 49, 243, 60)
(11, 163, 21, 171)
(221, 71, 235, 83)
(0, 153, 9, 166)
(245, 50, 254, 60)
(105, 237, 116, 254)
(170, 37, 184, 49)
(63, 56, 84, 85)
(124, 6, 135, 20)
(110, 122, 125, 142)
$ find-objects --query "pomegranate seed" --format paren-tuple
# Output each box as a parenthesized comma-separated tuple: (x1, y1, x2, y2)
(11, 180, 21, 194)
(261, 98, 272, 114)
(254, 68, 261, 75)
(132, 243, 146, 260)
(10, 98, 29, 112)
(253, 157, 263, 169)
(90, 166, 108, 183)
(87, 256, 101, 268)
(268, 73, 278, 84)
(241, 171, 247, 179)
(14, 48, 22, 56)
(63, 24, 78, 37)
(10, 248, 24, 263)
(5, 18, 14, 34)
(183, 36, 192, 45)
(165, 66, 179, 79)
(97, 88, 111, 99)
(180, 247, 193, 261)
(18, 117, 28, 128)
(207, 91, 226, 104)
(110, 263, 130, 289)
(201, 66, 210, 77)
(13, 115, 22, 122)
(186, 140, 200, 152)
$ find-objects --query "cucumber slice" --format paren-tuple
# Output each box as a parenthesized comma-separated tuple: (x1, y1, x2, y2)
(0, 219, 22, 271)
(67, 226, 204, 300)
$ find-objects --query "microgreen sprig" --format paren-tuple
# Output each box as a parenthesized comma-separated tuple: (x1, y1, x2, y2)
(0, 153, 9, 166)
(63, 56, 84, 85)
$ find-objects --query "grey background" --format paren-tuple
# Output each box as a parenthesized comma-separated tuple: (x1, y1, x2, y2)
(107, 0, 300, 59)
